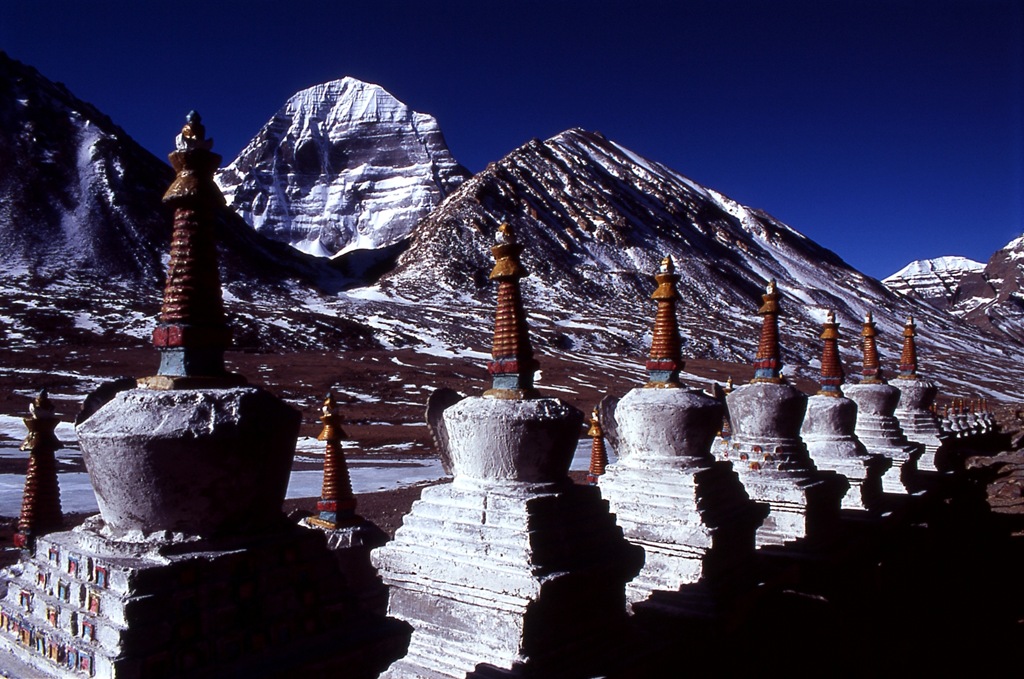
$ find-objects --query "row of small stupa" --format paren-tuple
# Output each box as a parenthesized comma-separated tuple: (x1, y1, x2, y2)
(376, 230, 997, 673)
(0, 114, 999, 678)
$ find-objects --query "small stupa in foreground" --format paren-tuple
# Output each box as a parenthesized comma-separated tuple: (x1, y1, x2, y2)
(372, 223, 642, 678)
(842, 312, 923, 495)
(800, 311, 889, 511)
(299, 393, 388, 615)
(13, 390, 63, 550)
(721, 280, 848, 547)
(891, 317, 946, 472)
(598, 256, 765, 610)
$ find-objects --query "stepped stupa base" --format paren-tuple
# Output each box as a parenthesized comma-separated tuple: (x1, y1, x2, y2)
(804, 439, 890, 511)
(599, 387, 765, 607)
(0, 519, 405, 679)
(843, 384, 923, 495)
(854, 430, 922, 496)
(802, 394, 890, 512)
(601, 458, 764, 606)
(894, 378, 945, 472)
(878, 450, 923, 495)
(725, 383, 848, 548)
(372, 478, 642, 679)
(631, 579, 733, 621)
(729, 465, 848, 548)
(894, 409, 946, 472)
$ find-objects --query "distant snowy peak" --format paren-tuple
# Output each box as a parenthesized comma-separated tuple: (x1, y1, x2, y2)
(882, 256, 984, 309)
(215, 77, 470, 258)
(886, 256, 984, 280)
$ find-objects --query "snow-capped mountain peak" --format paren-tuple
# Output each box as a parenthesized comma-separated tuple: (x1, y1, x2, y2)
(4, 54, 1022, 403)
(215, 77, 470, 258)
(281, 78, 416, 127)
(882, 256, 984, 310)
(886, 256, 984, 280)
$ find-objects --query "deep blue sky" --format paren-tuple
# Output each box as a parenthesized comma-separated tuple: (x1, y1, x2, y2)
(4, 0, 1021, 279)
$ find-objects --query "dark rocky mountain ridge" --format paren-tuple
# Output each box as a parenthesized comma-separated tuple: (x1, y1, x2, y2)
(0, 52, 170, 280)
(376, 128, 1022, 398)
(1, 56, 1021, 404)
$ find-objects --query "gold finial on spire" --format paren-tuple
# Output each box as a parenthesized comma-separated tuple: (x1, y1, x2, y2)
(489, 223, 527, 280)
(645, 254, 684, 387)
(586, 408, 608, 485)
(485, 223, 540, 399)
(817, 309, 844, 396)
(317, 392, 348, 442)
(898, 315, 918, 379)
(176, 110, 214, 151)
(751, 278, 783, 383)
(308, 392, 357, 529)
(758, 279, 780, 315)
(860, 310, 884, 383)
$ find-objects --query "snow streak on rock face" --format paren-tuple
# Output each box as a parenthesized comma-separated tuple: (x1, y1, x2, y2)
(216, 78, 470, 258)
(379, 128, 1024, 397)
(382, 129, 900, 353)
(949, 236, 1024, 342)
(0, 52, 173, 280)
(882, 256, 984, 310)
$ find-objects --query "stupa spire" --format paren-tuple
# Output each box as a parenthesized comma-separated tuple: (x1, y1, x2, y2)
(14, 389, 63, 548)
(645, 255, 684, 387)
(308, 392, 357, 528)
(718, 376, 734, 440)
(485, 223, 540, 399)
(751, 279, 783, 383)
(586, 408, 609, 485)
(818, 310, 845, 396)
(147, 111, 242, 388)
(860, 311, 884, 383)
(899, 316, 918, 378)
